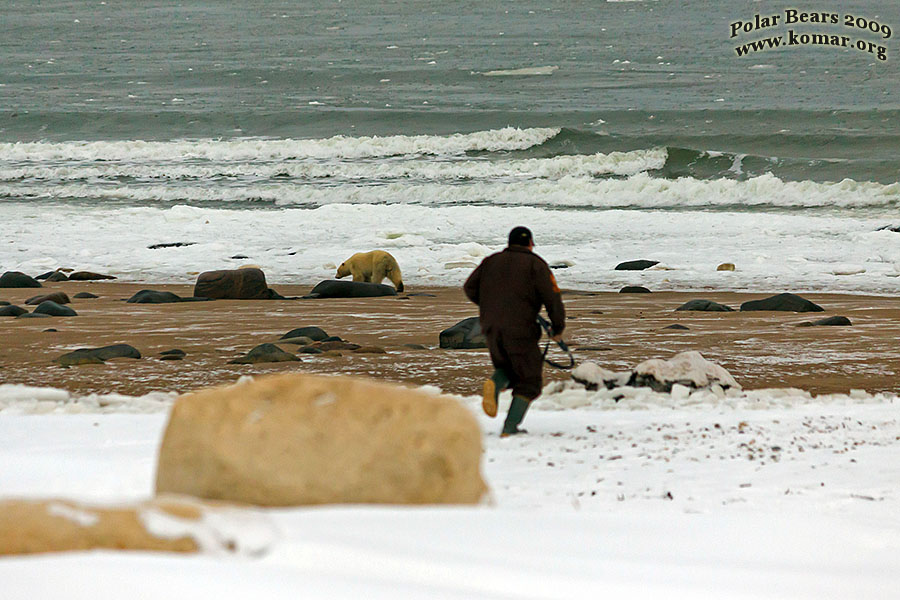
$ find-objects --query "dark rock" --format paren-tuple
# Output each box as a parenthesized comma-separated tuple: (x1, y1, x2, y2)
(675, 299, 734, 312)
(0, 271, 42, 288)
(26, 292, 71, 306)
(0, 305, 28, 317)
(67, 271, 117, 281)
(310, 340, 361, 352)
(43, 328, 58, 333)
(404, 293, 436, 297)
(160, 349, 187, 356)
(620, 286, 651, 293)
(17, 312, 51, 319)
(89, 344, 142, 360)
(549, 263, 571, 269)
(148, 242, 197, 249)
(45, 271, 70, 282)
(303, 280, 397, 299)
(55, 352, 105, 366)
(126, 290, 183, 304)
(663, 324, 690, 330)
(228, 343, 300, 364)
(37, 270, 70, 282)
(230, 254, 249, 259)
(876, 225, 900, 233)
(160, 355, 184, 361)
(73, 292, 99, 299)
(439, 317, 486, 349)
(279, 326, 329, 342)
(278, 336, 315, 346)
(297, 346, 324, 354)
(179, 296, 213, 302)
(576, 345, 613, 351)
(402, 343, 428, 350)
(194, 268, 282, 300)
(322, 336, 343, 342)
(796, 316, 852, 327)
(615, 260, 659, 271)
(0, 301, 8, 306)
(353, 346, 387, 354)
(33, 301, 77, 317)
(740, 293, 824, 313)
(54, 344, 141, 366)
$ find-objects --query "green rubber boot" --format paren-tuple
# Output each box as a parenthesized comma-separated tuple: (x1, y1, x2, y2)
(481, 368, 509, 418)
(501, 395, 530, 437)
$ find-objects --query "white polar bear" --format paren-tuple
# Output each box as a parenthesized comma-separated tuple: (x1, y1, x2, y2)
(336, 250, 404, 292)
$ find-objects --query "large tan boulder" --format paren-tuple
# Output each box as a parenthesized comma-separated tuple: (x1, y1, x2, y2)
(0, 495, 273, 556)
(155, 373, 488, 506)
(193, 267, 282, 299)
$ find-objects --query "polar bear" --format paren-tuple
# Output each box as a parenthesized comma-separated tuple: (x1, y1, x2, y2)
(336, 250, 404, 292)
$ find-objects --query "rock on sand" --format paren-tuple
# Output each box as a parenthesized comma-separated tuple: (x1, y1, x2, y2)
(155, 373, 487, 506)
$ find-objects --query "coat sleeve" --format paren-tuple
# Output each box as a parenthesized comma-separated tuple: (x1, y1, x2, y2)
(463, 262, 482, 305)
(535, 261, 565, 335)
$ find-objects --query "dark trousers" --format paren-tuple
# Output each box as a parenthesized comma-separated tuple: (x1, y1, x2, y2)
(486, 330, 543, 400)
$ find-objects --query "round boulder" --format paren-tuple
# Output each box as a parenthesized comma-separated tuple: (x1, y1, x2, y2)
(194, 268, 282, 300)
(279, 326, 329, 342)
(0, 305, 28, 317)
(228, 343, 299, 365)
(796, 316, 852, 327)
(439, 317, 486, 349)
(740, 293, 824, 313)
(33, 301, 77, 317)
(0, 271, 42, 288)
(67, 271, 117, 281)
(304, 280, 397, 299)
(25, 292, 71, 306)
(127, 290, 183, 304)
(676, 299, 734, 312)
(614, 260, 659, 271)
(155, 373, 488, 506)
(620, 286, 651, 293)
(45, 271, 70, 282)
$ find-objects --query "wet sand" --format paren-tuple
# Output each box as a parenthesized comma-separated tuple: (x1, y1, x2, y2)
(1, 282, 899, 397)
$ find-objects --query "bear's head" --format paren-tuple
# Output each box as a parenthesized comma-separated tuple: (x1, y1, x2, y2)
(335, 262, 350, 279)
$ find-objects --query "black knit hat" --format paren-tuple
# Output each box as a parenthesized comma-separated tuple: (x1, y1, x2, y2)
(508, 226, 533, 247)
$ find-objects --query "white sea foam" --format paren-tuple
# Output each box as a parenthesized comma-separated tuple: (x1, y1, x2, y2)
(0, 127, 560, 162)
(4, 171, 896, 210)
(481, 66, 559, 76)
(0, 148, 667, 182)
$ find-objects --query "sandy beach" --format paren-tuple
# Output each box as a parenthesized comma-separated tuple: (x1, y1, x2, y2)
(2, 280, 898, 398)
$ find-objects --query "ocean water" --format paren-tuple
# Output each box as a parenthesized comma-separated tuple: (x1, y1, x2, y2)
(2, 0, 899, 292)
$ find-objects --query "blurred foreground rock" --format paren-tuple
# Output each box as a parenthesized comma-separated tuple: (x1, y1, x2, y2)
(156, 373, 487, 506)
(0, 495, 274, 556)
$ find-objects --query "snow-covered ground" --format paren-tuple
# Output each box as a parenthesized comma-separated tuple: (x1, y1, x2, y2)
(1, 383, 899, 598)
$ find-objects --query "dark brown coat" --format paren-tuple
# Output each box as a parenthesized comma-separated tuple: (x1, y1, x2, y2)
(463, 245, 566, 340)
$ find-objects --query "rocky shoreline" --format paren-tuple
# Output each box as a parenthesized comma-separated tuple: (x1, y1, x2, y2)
(2, 275, 900, 397)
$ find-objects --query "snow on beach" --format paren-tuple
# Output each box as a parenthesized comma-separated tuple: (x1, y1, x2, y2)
(3, 200, 900, 294)
(1, 380, 898, 598)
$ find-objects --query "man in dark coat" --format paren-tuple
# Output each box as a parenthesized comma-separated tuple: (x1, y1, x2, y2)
(463, 226, 566, 436)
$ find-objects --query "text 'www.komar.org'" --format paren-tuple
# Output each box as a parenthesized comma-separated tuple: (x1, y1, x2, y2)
(731, 9, 891, 61)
